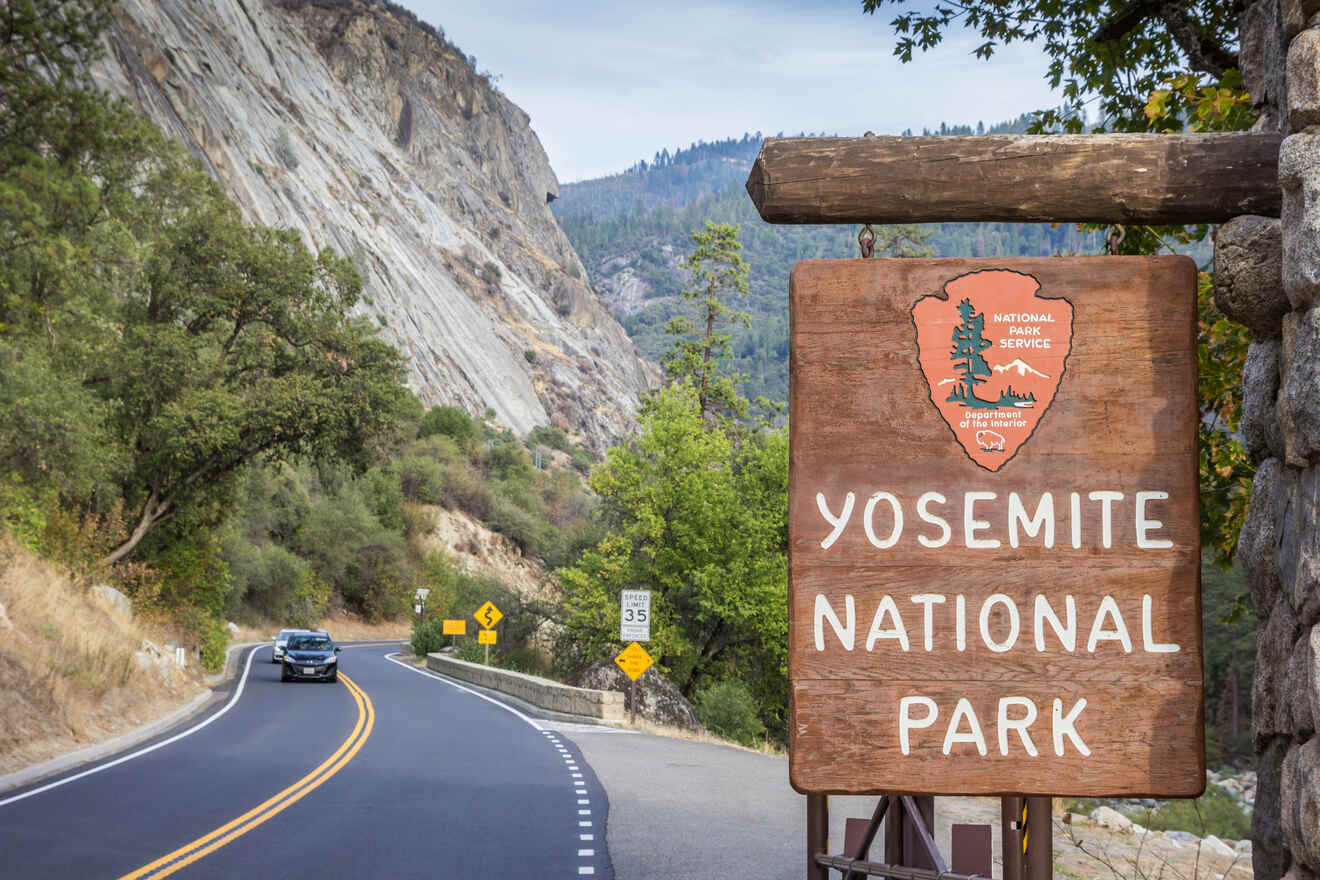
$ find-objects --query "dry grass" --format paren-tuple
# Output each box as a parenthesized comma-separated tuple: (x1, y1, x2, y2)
(0, 536, 206, 775)
(1057, 810, 1252, 880)
(231, 610, 410, 645)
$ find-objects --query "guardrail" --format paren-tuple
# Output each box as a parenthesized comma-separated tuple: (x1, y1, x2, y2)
(425, 653, 625, 722)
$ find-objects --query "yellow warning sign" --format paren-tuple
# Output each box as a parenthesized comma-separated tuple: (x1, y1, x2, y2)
(478, 629, 497, 645)
(614, 642, 653, 681)
(442, 619, 466, 636)
(474, 601, 503, 630)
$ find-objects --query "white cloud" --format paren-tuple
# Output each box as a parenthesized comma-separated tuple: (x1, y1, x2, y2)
(404, 0, 1060, 181)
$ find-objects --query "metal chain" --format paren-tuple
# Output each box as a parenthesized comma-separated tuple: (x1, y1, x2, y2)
(1105, 224, 1126, 255)
(858, 224, 877, 259)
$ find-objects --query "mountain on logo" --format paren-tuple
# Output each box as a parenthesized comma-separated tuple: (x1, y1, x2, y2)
(993, 358, 1051, 379)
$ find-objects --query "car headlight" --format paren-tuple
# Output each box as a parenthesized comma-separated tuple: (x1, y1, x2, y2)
(325, 655, 337, 663)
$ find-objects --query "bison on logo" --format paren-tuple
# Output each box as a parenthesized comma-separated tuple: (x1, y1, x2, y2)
(911, 269, 1073, 472)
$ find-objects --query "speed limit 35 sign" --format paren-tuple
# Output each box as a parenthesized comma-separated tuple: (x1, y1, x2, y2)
(620, 590, 651, 642)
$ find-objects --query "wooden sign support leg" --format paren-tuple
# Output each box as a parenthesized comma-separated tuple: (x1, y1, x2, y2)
(886, 795, 937, 871)
(1025, 797, 1053, 880)
(807, 794, 828, 880)
(1002, 796, 1025, 880)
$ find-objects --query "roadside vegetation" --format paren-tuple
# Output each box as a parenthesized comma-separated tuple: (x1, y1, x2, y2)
(0, 535, 206, 774)
(1, 0, 1267, 771)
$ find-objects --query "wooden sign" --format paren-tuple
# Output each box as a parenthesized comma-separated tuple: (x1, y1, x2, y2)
(788, 257, 1203, 797)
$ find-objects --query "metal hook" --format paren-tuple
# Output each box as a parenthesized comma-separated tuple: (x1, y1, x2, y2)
(1105, 224, 1126, 255)
(859, 224, 877, 259)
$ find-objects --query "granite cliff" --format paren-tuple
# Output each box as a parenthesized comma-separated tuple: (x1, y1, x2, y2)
(93, 0, 654, 448)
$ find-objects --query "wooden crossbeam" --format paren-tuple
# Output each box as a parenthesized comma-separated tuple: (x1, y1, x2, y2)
(745, 133, 1281, 226)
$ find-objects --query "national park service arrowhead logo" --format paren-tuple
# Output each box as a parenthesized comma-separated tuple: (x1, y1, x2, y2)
(912, 269, 1073, 472)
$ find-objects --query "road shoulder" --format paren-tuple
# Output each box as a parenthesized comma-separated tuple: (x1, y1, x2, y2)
(0, 641, 262, 794)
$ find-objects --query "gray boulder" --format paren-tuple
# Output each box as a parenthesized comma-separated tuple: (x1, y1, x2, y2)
(1214, 216, 1287, 336)
(92, 583, 132, 617)
(577, 660, 702, 730)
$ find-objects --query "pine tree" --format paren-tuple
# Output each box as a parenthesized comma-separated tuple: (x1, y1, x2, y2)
(662, 222, 751, 423)
(948, 298, 993, 405)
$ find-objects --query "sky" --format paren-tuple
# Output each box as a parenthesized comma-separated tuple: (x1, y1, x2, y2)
(404, 1, 1062, 182)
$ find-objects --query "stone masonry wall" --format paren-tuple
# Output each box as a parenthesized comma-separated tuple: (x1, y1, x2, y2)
(1232, 3, 1320, 880)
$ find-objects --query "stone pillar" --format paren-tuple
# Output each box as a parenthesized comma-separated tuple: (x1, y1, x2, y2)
(1236, 3, 1320, 880)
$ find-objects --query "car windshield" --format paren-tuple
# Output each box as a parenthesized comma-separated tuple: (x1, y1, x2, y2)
(288, 636, 331, 651)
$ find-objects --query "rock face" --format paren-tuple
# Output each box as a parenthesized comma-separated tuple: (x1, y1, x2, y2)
(1241, 1, 1320, 876)
(93, 0, 653, 449)
(577, 660, 702, 730)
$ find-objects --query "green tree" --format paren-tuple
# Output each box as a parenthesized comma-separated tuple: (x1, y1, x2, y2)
(874, 224, 934, 257)
(0, 0, 413, 569)
(662, 222, 751, 422)
(862, 0, 1242, 133)
(557, 385, 788, 724)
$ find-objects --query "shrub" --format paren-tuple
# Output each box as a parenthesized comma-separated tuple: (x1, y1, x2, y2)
(200, 616, 228, 673)
(528, 425, 571, 453)
(457, 638, 486, 663)
(523, 349, 537, 363)
(570, 447, 594, 475)
(411, 618, 449, 656)
(396, 455, 447, 504)
(1121, 782, 1250, 840)
(360, 467, 405, 532)
(419, 405, 480, 451)
(483, 440, 533, 483)
(695, 680, 765, 747)
(439, 463, 494, 520)
(485, 495, 543, 556)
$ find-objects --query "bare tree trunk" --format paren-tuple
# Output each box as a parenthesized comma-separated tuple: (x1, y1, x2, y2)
(101, 490, 171, 565)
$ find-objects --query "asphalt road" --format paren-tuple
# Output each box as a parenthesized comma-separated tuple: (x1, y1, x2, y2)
(0, 644, 983, 879)
(0, 644, 614, 879)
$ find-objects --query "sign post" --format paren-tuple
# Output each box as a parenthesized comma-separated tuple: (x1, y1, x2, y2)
(614, 642, 653, 725)
(414, 587, 430, 624)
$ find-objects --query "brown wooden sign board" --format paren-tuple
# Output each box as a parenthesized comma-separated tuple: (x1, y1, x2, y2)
(788, 257, 1203, 797)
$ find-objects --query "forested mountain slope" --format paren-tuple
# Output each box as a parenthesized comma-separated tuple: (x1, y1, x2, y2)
(554, 121, 1133, 405)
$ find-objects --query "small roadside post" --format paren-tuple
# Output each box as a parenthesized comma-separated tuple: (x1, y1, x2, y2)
(618, 590, 652, 723)
(613, 642, 653, 725)
(473, 600, 502, 665)
(414, 587, 430, 625)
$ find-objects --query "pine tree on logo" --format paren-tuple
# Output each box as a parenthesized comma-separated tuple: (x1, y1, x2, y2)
(948, 298, 995, 408)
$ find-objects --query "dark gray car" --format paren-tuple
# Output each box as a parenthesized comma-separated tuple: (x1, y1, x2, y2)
(280, 632, 341, 682)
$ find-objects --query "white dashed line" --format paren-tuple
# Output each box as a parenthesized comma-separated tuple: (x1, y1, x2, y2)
(579, 821, 592, 827)
(578, 799, 589, 805)
(578, 849, 595, 857)
(579, 868, 595, 875)
(578, 809, 591, 815)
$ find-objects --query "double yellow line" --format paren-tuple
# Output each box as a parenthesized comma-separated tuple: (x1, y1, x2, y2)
(117, 672, 375, 880)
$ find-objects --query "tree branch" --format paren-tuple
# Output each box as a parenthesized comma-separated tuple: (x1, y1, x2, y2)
(1157, 2, 1236, 78)
(1092, 0, 1236, 79)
